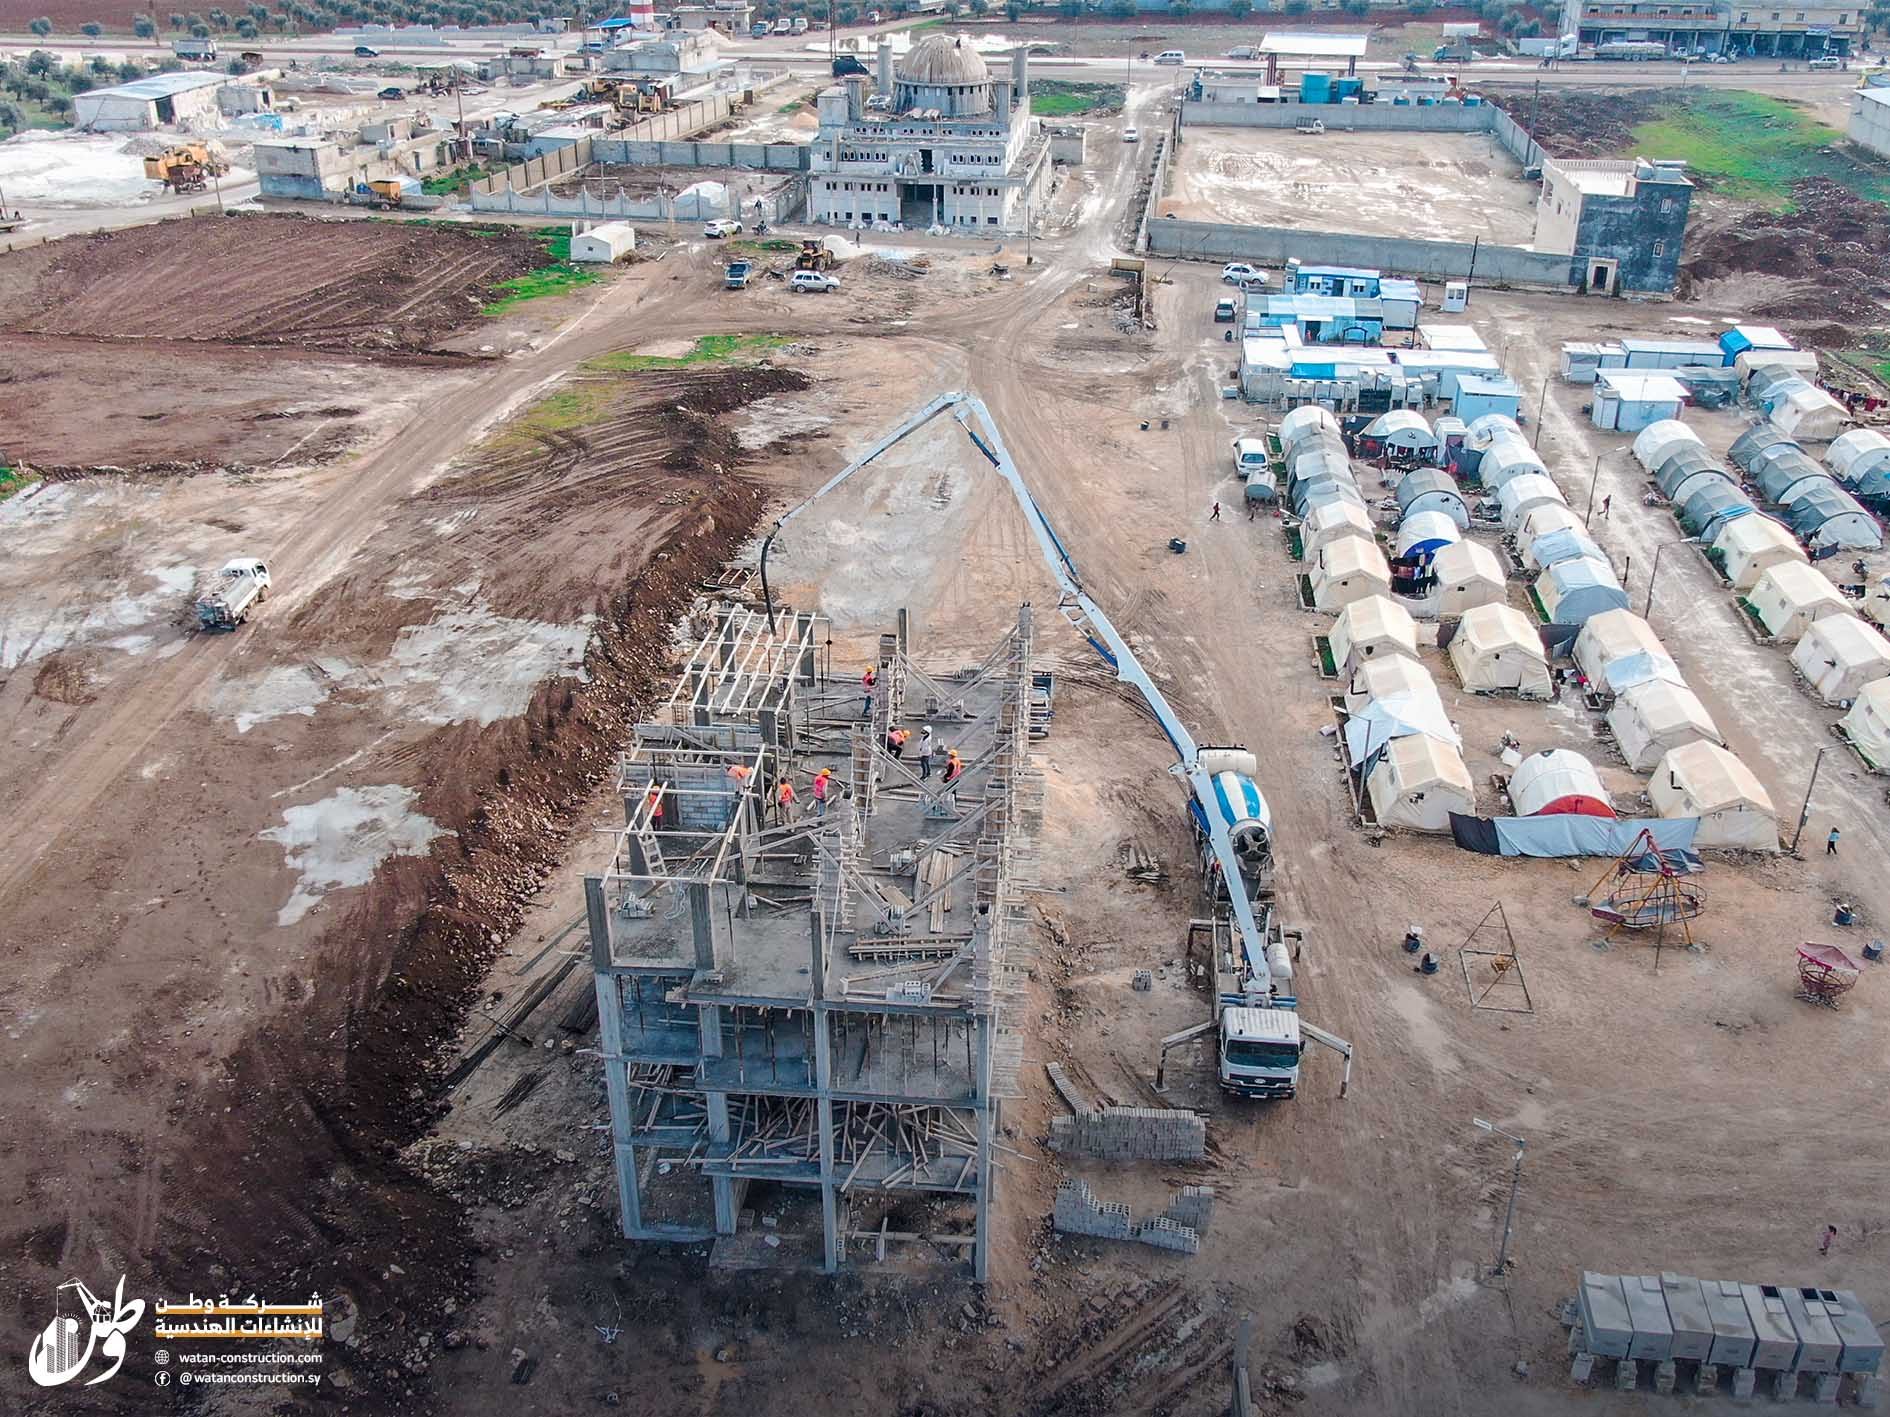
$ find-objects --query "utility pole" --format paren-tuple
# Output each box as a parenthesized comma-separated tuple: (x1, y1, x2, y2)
(1643, 538, 1698, 618)
(1464, 234, 1479, 300)
(1583, 452, 1602, 527)
(1532, 374, 1548, 448)
(1473, 1118, 1526, 1280)
(1529, 76, 1540, 140)
(1788, 745, 1830, 855)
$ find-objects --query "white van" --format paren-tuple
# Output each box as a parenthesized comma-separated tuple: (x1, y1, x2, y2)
(1232, 437, 1270, 480)
(1153, 49, 1186, 65)
(791, 15, 809, 34)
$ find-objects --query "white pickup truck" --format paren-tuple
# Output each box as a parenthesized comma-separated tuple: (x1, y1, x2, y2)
(195, 558, 271, 631)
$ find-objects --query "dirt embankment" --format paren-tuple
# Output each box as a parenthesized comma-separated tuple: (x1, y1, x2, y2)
(0, 213, 554, 354)
(1485, 87, 1675, 158)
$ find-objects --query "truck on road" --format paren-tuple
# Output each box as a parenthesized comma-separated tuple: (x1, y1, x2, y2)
(195, 559, 271, 631)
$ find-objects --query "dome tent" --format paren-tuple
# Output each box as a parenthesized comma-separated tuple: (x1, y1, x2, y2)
(1478, 434, 1548, 494)
(1366, 734, 1475, 832)
(1649, 740, 1778, 852)
(1394, 468, 1469, 528)
(1497, 473, 1567, 531)
(1653, 444, 1723, 501)
(1712, 514, 1806, 592)
(1729, 422, 1796, 473)
(1447, 603, 1553, 698)
(1751, 443, 1831, 506)
(1676, 477, 1757, 542)
(1790, 613, 1890, 705)
(1362, 410, 1439, 456)
(1538, 555, 1629, 627)
(1394, 510, 1461, 561)
(1828, 428, 1890, 496)
(1607, 681, 1724, 772)
(1784, 480, 1882, 552)
(1632, 419, 1702, 474)
(1509, 748, 1614, 818)
(1277, 405, 1341, 460)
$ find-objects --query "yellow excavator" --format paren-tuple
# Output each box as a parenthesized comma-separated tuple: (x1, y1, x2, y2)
(142, 143, 228, 194)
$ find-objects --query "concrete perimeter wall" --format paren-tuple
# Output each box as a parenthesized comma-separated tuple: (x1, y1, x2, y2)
(591, 138, 810, 171)
(1147, 216, 1574, 287)
(1180, 99, 1493, 132)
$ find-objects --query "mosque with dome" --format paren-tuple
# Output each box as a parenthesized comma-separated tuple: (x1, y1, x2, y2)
(808, 33, 1053, 231)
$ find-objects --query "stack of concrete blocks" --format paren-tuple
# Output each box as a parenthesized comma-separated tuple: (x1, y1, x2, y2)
(1052, 1182, 1214, 1256)
(1047, 1106, 1207, 1163)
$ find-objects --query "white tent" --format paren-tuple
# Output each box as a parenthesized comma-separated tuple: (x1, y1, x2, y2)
(1329, 595, 1419, 675)
(1363, 410, 1439, 456)
(1366, 734, 1475, 832)
(1863, 580, 1890, 635)
(1827, 428, 1890, 487)
(1769, 382, 1850, 442)
(1303, 499, 1375, 558)
(1538, 555, 1630, 626)
(1344, 653, 1436, 714)
(1497, 473, 1567, 531)
(1278, 405, 1341, 460)
(1508, 748, 1614, 817)
(1520, 524, 1606, 575)
(1448, 603, 1553, 698)
(1516, 501, 1584, 553)
(1790, 613, 1890, 704)
(1393, 510, 1461, 560)
(1573, 608, 1669, 690)
(1631, 418, 1703, 474)
(1649, 741, 1778, 852)
(1464, 413, 1522, 446)
(1312, 534, 1392, 612)
(1423, 540, 1507, 619)
(1607, 680, 1724, 772)
(1734, 348, 1819, 383)
(1747, 561, 1849, 642)
(1478, 434, 1547, 493)
(1839, 679, 1890, 771)
(1712, 513, 1807, 592)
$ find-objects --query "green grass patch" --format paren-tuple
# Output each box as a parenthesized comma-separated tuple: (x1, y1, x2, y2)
(494, 383, 618, 446)
(1629, 91, 1890, 209)
(482, 228, 600, 313)
(1028, 80, 1126, 118)
(584, 333, 786, 372)
(420, 162, 496, 197)
(733, 237, 801, 254)
(0, 464, 38, 501)
(776, 99, 805, 115)
(1834, 349, 1890, 387)
(1285, 526, 1304, 562)
(1315, 635, 1337, 678)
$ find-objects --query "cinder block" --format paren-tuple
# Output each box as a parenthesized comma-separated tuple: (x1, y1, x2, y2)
(1161, 1185, 1215, 1236)
(1615, 1357, 1638, 1391)
(1132, 1216, 1201, 1255)
(1731, 1367, 1756, 1399)
(1569, 1352, 1595, 1385)
(1857, 1373, 1882, 1411)
(1694, 1363, 1718, 1396)
(1653, 1360, 1676, 1395)
(1813, 1373, 1840, 1406)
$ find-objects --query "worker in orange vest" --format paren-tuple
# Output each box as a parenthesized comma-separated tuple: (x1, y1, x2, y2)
(860, 666, 877, 719)
(886, 726, 910, 759)
(941, 748, 965, 802)
(776, 777, 797, 824)
(812, 767, 833, 818)
(644, 781, 665, 827)
(727, 763, 753, 791)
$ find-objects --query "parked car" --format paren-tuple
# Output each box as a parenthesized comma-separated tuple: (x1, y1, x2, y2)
(866, 9, 882, 21)
(1153, 49, 1186, 65)
(752, 20, 769, 36)
(1224, 45, 1261, 59)
(1214, 297, 1238, 323)
(377, 86, 405, 100)
(354, 44, 380, 57)
(1221, 262, 1266, 287)
(1709, 51, 1735, 63)
(833, 55, 870, 76)
(789, 270, 841, 293)
(1122, 125, 1140, 142)
(725, 260, 753, 289)
(1809, 53, 1842, 68)
(791, 15, 809, 34)
(704, 218, 744, 237)
(772, 17, 792, 34)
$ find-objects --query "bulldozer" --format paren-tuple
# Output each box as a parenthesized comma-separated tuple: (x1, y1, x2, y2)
(143, 143, 228, 194)
(794, 239, 835, 272)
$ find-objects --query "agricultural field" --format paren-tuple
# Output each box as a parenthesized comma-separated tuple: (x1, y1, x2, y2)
(1628, 90, 1890, 209)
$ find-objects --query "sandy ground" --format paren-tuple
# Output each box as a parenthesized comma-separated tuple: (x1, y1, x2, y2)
(5, 63, 1890, 1417)
(1163, 127, 1541, 244)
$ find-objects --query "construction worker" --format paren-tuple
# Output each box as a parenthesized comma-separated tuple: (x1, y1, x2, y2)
(886, 726, 909, 759)
(860, 665, 877, 719)
(941, 748, 965, 802)
(727, 763, 753, 793)
(812, 766, 833, 818)
(917, 724, 935, 779)
(644, 781, 666, 827)
(776, 777, 797, 824)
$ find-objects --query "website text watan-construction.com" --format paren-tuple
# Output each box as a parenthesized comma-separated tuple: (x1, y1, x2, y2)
(160, 1350, 323, 1387)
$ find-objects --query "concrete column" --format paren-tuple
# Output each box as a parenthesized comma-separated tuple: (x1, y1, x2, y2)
(587, 875, 640, 1237)
(972, 1013, 992, 1283)
(705, 1091, 737, 1234)
(689, 881, 725, 972)
(1012, 45, 1027, 101)
(814, 1006, 839, 1273)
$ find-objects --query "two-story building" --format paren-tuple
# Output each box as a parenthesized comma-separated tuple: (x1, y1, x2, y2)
(807, 35, 1051, 232)
(1534, 156, 1693, 295)
(1573, 0, 1861, 56)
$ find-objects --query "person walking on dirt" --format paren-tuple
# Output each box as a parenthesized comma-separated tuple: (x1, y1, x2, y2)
(1828, 826, 1841, 856)
(812, 767, 833, 818)
(1247, 498, 1259, 521)
(1600, 494, 1612, 520)
(1210, 501, 1222, 522)
(1821, 1223, 1839, 1255)
(917, 725, 935, 779)
(860, 666, 877, 719)
(776, 778, 797, 825)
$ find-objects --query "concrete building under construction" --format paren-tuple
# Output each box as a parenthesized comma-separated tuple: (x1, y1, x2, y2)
(586, 601, 1049, 1278)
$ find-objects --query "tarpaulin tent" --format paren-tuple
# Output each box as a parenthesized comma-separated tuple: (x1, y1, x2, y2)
(1508, 748, 1615, 817)
(1311, 533, 1392, 612)
(1362, 410, 1439, 457)
(1521, 524, 1606, 574)
(1478, 434, 1549, 494)
(1329, 594, 1419, 676)
(1729, 422, 1797, 473)
(1366, 734, 1475, 832)
(1649, 740, 1778, 852)
(1784, 481, 1882, 552)
(1285, 439, 1352, 487)
(1839, 679, 1890, 771)
(1394, 509, 1461, 561)
(1769, 381, 1850, 442)
(1454, 814, 1699, 858)
(1463, 413, 1522, 446)
(1421, 539, 1507, 618)
(1752, 444, 1831, 506)
(1676, 477, 1757, 542)
(1497, 472, 1567, 531)
(1448, 603, 1553, 698)
(1790, 613, 1890, 704)
(1303, 498, 1376, 558)
(1827, 428, 1890, 494)
(1632, 418, 1703, 474)
(1538, 555, 1629, 627)
(1517, 501, 1584, 550)
(1653, 444, 1723, 500)
(1278, 405, 1340, 453)
(1573, 608, 1668, 689)
(1747, 560, 1850, 641)
(1607, 680, 1724, 771)
(1394, 468, 1469, 528)
(1712, 513, 1807, 592)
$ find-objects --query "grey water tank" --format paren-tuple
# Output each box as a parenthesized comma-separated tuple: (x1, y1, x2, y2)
(1742, 1284, 1802, 1371)
(1622, 1274, 1675, 1360)
(1780, 1287, 1843, 1374)
(1703, 1279, 1756, 1368)
(1660, 1274, 1715, 1364)
(1579, 1272, 1634, 1358)
(1825, 1291, 1886, 1375)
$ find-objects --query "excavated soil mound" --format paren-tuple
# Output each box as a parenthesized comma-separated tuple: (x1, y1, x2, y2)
(1681, 177, 1890, 328)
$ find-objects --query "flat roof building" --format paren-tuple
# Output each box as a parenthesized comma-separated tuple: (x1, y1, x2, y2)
(1534, 156, 1693, 296)
(72, 71, 225, 131)
(1851, 88, 1890, 164)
